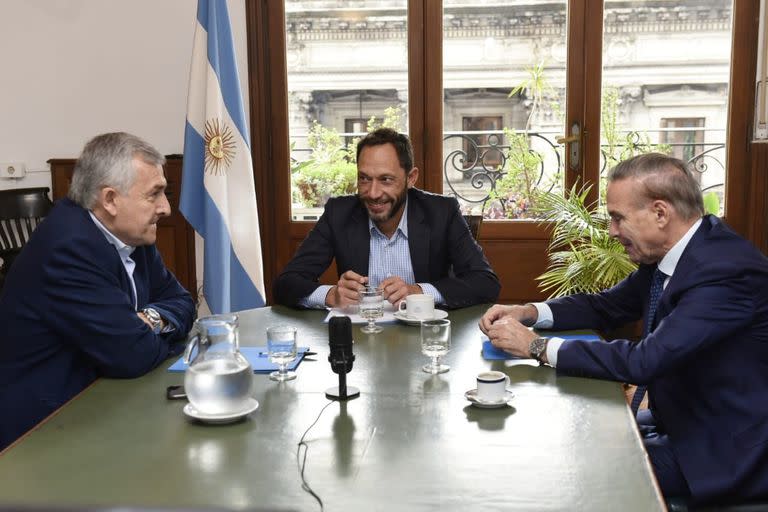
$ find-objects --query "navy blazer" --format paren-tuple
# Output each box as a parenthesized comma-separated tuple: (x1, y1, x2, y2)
(273, 188, 500, 309)
(548, 216, 768, 503)
(0, 199, 195, 449)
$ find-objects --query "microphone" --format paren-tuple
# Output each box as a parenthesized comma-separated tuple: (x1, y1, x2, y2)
(325, 316, 360, 401)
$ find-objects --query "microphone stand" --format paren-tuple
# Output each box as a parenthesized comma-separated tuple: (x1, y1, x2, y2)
(325, 351, 360, 401)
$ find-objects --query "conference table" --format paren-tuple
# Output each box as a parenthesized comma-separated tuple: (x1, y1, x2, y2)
(0, 305, 665, 511)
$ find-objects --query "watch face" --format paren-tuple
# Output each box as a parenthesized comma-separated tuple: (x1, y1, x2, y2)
(530, 338, 547, 359)
(143, 308, 162, 330)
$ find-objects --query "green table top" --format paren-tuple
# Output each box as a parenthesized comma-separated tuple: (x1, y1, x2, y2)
(0, 305, 664, 511)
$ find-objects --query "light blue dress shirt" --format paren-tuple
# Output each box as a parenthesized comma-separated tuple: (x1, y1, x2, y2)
(88, 211, 137, 309)
(88, 211, 175, 334)
(300, 199, 445, 308)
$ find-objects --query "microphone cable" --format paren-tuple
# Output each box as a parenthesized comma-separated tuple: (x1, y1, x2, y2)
(296, 399, 334, 511)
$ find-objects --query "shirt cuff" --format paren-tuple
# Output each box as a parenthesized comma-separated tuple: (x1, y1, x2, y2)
(530, 302, 554, 328)
(299, 285, 334, 309)
(418, 283, 445, 305)
(545, 337, 565, 367)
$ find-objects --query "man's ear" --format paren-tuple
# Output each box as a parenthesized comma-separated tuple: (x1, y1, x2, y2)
(406, 167, 419, 188)
(99, 187, 120, 217)
(653, 199, 671, 227)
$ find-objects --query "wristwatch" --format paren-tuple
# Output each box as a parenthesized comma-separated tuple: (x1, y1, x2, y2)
(529, 337, 549, 363)
(142, 307, 163, 333)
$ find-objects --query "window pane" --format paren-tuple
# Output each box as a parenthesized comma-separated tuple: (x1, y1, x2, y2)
(285, 1, 408, 221)
(442, 1, 568, 220)
(600, 1, 733, 214)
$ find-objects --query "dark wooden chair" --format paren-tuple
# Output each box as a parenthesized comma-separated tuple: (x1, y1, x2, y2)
(462, 214, 483, 240)
(0, 187, 53, 280)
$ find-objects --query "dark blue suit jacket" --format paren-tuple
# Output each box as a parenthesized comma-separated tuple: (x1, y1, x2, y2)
(273, 188, 500, 309)
(0, 199, 195, 449)
(548, 216, 768, 503)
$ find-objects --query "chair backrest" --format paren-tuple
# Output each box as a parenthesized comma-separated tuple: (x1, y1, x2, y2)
(462, 214, 483, 240)
(0, 187, 53, 272)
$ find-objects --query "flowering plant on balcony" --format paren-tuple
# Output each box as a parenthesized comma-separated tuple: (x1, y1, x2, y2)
(292, 122, 357, 208)
(292, 107, 404, 208)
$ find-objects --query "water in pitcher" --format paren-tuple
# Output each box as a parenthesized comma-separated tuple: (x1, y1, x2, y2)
(184, 353, 253, 415)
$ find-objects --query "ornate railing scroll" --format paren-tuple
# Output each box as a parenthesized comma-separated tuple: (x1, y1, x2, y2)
(441, 129, 726, 220)
(442, 131, 562, 219)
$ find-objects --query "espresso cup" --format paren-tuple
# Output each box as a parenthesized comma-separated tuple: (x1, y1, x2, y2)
(398, 294, 435, 320)
(476, 370, 510, 402)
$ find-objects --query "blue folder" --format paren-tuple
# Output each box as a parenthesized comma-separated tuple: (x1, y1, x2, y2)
(481, 333, 602, 360)
(168, 346, 311, 373)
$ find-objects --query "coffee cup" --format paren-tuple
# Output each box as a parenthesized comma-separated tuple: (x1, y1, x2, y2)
(476, 371, 510, 402)
(398, 294, 435, 320)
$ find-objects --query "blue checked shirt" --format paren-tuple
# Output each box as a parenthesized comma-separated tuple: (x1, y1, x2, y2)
(300, 200, 444, 308)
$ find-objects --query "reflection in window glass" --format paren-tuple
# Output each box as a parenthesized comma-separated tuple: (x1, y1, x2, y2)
(600, 1, 733, 214)
(442, 1, 568, 220)
(285, 1, 408, 221)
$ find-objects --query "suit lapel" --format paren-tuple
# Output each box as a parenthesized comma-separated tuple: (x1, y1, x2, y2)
(407, 192, 430, 282)
(348, 205, 371, 276)
(655, 217, 712, 326)
(77, 203, 138, 309)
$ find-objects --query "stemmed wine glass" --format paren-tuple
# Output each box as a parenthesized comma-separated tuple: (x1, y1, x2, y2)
(359, 286, 384, 334)
(421, 319, 451, 374)
(267, 325, 298, 381)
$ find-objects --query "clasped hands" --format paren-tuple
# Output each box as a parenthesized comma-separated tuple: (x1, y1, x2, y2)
(479, 304, 539, 359)
(324, 270, 423, 308)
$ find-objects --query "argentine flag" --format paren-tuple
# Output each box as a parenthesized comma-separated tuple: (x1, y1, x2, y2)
(180, 0, 265, 313)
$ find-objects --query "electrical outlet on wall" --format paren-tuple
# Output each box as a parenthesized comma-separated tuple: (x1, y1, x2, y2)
(0, 162, 26, 179)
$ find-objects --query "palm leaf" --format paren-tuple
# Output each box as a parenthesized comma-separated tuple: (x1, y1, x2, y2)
(534, 184, 636, 298)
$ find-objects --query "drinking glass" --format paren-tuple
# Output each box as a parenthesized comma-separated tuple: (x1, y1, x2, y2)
(359, 286, 384, 334)
(267, 325, 298, 381)
(421, 319, 450, 374)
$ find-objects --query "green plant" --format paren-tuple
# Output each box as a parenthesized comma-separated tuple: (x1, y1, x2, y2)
(490, 62, 562, 219)
(702, 190, 720, 216)
(600, 87, 671, 200)
(490, 130, 545, 219)
(534, 184, 637, 298)
(293, 122, 357, 207)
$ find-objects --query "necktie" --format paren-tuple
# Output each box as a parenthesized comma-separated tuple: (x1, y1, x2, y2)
(630, 267, 667, 415)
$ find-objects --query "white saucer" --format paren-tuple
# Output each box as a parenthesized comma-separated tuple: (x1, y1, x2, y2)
(464, 388, 514, 408)
(393, 309, 449, 325)
(183, 398, 259, 424)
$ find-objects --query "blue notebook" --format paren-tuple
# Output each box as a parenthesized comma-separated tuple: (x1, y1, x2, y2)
(481, 333, 602, 360)
(168, 346, 311, 373)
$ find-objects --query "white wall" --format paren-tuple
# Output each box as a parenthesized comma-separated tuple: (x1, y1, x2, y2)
(0, 0, 250, 191)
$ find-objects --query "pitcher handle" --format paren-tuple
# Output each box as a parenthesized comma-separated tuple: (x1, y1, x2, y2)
(183, 332, 200, 365)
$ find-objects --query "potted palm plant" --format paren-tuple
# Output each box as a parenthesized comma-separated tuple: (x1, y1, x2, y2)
(533, 183, 636, 298)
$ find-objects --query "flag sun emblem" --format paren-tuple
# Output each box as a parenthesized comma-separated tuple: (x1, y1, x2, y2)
(204, 118, 236, 175)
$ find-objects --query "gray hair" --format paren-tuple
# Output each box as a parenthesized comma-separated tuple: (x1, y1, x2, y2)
(68, 132, 165, 209)
(607, 152, 705, 221)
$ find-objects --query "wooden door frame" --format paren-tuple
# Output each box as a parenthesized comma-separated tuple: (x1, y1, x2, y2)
(245, 0, 766, 305)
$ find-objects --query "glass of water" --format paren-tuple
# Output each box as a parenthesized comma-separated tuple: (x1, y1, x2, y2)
(359, 286, 384, 334)
(267, 325, 298, 381)
(421, 318, 450, 374)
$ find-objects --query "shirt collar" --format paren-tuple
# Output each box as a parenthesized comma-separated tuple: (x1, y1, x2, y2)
(657, 218, 702, 277)
(88, 211, 135, 260)
(369, 197, 409, 239)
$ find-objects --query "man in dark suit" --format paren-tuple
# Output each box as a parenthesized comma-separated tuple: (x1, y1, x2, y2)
(274, 128, 500, 309)
(0, 132, 195, 450)
(480, 153, 768, 505)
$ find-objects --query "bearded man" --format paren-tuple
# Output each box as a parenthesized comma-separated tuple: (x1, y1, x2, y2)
(274, 128, 500, 309)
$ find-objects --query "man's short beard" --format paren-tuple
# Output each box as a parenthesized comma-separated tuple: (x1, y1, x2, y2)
(360, 189, 408, 223)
